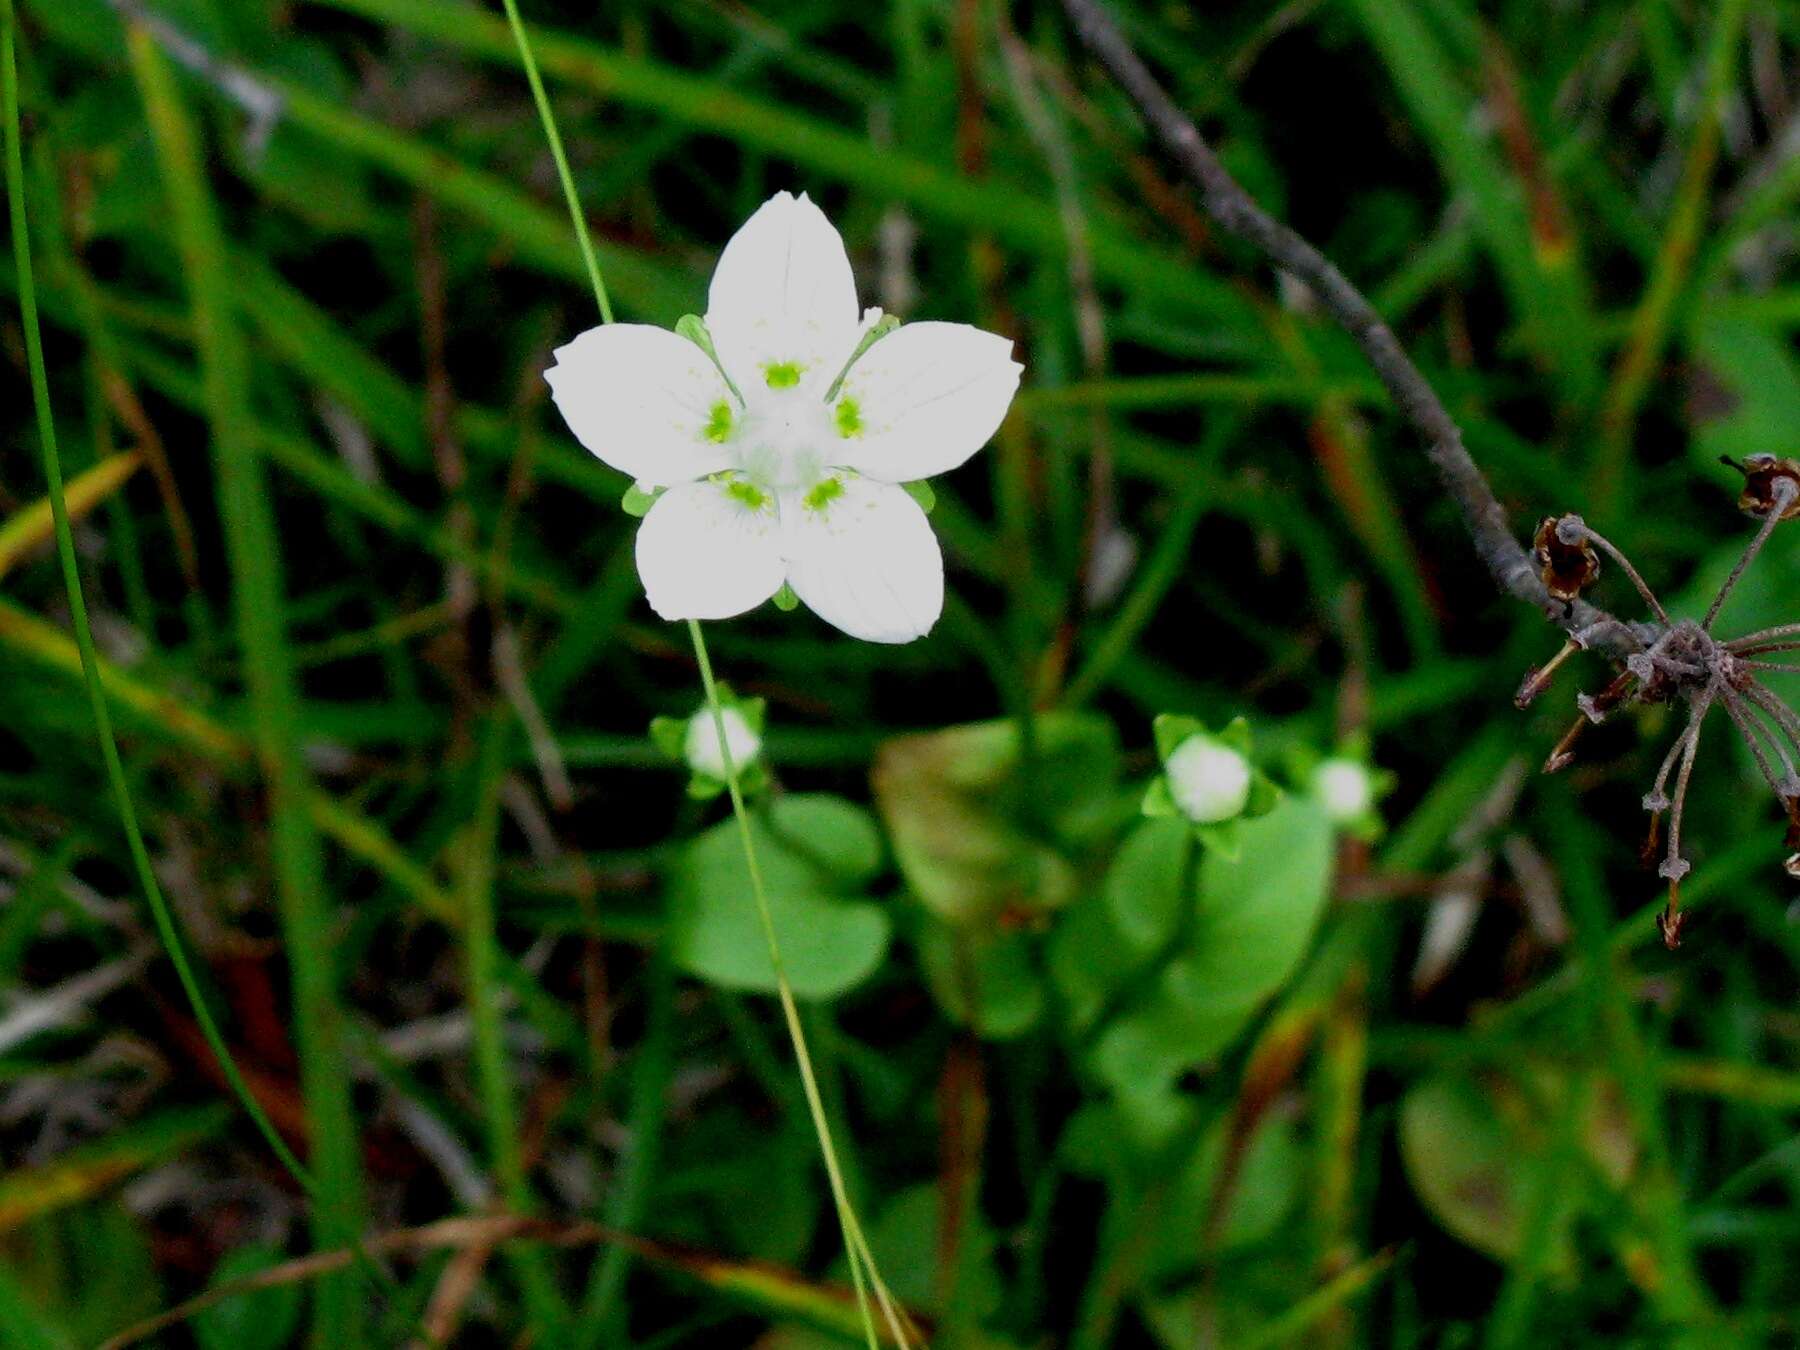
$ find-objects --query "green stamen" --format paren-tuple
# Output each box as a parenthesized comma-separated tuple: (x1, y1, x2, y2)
(725, 477, 771, 511)
(764, 360, 802, 389)
(834, 397, 863, 438)
(704, 400, 734, 442)
(804, 477, 846, 511)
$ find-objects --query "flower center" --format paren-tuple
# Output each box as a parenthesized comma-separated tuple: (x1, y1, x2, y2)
(733, 386, 837, 491)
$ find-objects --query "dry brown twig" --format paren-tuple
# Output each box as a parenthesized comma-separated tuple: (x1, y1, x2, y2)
(1056, 0, 1800, 946)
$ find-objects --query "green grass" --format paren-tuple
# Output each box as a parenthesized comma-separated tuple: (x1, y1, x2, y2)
(2, 0, 1799, 1345)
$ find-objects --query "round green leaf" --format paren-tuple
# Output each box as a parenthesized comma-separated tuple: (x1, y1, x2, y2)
(669, 794, 891, 999)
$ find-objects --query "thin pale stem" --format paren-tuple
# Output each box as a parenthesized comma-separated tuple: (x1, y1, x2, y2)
(1573, 523, 1673, 628)
(1743, 684, 1800, 759)
(1742, 695, 1800, 793)
(1663, 692, 1713, 884)
(1742, 661, 1800, 675)
(1727, 623, 1800, 650)
(1719, 689, 1794, 798)
(499, 0, 612, 325)
(1704, 487, 1795, 630)
(1645, 715, 1691, 813)
(688, 621, 893, 1350)
(492, 6, 902, 1339)
(1732, 641, 1800, 658)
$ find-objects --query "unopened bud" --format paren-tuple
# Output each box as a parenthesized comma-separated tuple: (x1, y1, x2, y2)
(1165, 736, 1252, 824)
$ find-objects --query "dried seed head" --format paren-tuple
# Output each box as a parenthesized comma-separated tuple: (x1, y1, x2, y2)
(1516, 639, 1580, 709)
(1722, 454, 1800, 521)
(1657, 903, 1686, 950)
(1534, 515, 1601, 603)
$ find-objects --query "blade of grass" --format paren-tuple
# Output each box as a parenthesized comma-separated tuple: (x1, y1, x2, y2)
(0, 451, 141, 580)
(460, 709, 571, 1335)
(1342, 0, 1600, 402)
(1590, 0, 1750, 513)
(0, 595, 458, 923)
(2, 0, 317, 1213)
(127, 25, 368, 1338)
(303, 0, 1260, 319)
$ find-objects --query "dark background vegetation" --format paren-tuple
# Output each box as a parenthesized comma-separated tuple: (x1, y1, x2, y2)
(2, 0, 1799, 1344)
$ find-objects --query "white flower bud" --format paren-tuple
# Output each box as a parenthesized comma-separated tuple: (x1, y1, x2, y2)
(684, 707, 761, 780)
(1165, 736, 1251, 824)
(1315, 758, 1374, 823)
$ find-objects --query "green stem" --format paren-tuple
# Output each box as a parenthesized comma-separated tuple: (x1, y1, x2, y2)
(498, 0, 613, 325)
(686, 620, 894, 1350)
(495, 3, 910, 1335)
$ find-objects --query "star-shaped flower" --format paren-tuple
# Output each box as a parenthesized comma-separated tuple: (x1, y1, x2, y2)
(546, 192, 1022, 643)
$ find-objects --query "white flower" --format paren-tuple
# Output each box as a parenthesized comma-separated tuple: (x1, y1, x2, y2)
(1164, 736, 1252, 824)
(546, 191, 1022, 643)
(684, 705, 761, 781)
(1314, 757, 1374, 824)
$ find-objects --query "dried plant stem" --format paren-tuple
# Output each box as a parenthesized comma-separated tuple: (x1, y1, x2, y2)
(1743, 684, 1800, 760)
(1729, 623, 1800, 650)
(1568, 522, 1673, 628)
(1704, 486, 1795, 629)
(1661, 692, 1714, 884)
(1720, 690, 1796, 798)
(1056, 0, 1631, 651)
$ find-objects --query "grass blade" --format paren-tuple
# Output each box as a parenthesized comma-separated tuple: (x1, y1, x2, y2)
(127, 22, 368, 1337)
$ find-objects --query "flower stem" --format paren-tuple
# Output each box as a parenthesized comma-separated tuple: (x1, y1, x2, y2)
(686, 621, 904, 1350)
(496, 1, 909, 1331)
(498, 0, 612, 325)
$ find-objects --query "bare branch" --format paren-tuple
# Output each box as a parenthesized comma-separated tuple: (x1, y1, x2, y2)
(1056, 0, 1638, 654)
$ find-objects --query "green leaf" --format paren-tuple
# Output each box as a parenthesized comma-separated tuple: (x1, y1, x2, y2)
(1399, 1068, 1637, 1269)
(917, 916, 1045, 1039)
(900, 480, 935, 513)
(1047, 817, 1190, 1033)
(772, 582, 799, 611)
(1217, 716, 1253, 755)
(1093, 797, 1333, 1097)
(1152, 713, 1205, 762)
(1195, 819, 1243, 860)
(669, 794, 890, 999)
(195, 1245, 303, 1350)
(621, 483, 657, 517)
(648, 715, 686, 760)
(1686, 310, 1800, 469)
(1141, 776, 1177, 818)
(872, 713, 1119, 925)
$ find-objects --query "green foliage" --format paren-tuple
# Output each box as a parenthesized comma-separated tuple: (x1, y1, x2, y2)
(670, 794, 892, 998)
(1088, 799, 1335, 1114)
(194, 1245, 304, 1350)
(872, 713, 1121, 925)
(2, 0, 1798, 1343)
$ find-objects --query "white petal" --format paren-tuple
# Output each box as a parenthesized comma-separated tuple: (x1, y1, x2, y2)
(635, 479, 786, 621)
(830, 322, 1021, 482)
(783, 477, 943, 644)
(705, 192, 861, 390)
(546, 325, 736, 488)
